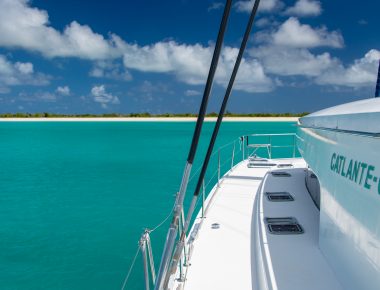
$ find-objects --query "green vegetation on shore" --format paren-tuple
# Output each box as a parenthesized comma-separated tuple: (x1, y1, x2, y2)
(0, 112, 308, 118)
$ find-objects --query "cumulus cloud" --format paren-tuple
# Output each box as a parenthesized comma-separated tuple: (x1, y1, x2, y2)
(14, 62, 34, 74)
(0, 0, 376, 96)
(0, 0, 275, 93)
(235, 0, 284, 13)
(316, 49, 380, 87)
(0, 54, 49, 88)
(0, 0, 122, 60)
(272, 17, 343, 48)
(208, 2, 224, 11)
(122, 41, 273, 92)
(185, 89, 201, 96)
(284, 0, 322, 17)
(91, 85, 120, 108)
(251, 44, 379, 89)
(255, 18, 274, 28)
(89, 60, 132, 81)
(246, 15, 378, 89)
(56, 85, 70, 96)
(253, 46, 339, 77)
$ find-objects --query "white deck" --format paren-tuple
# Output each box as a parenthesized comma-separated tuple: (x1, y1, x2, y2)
(174, 159, 343, 290)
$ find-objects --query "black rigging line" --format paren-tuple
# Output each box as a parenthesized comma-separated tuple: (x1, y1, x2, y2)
(193, 0, 261, 197)
(187, 0, 232, 164)
(375, 59, 380, 98)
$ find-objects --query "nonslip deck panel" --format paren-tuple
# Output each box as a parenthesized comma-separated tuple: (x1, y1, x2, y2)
(181, 161, 266, 290)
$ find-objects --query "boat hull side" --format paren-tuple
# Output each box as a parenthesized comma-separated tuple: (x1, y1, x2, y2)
(297, 126, 380, 290)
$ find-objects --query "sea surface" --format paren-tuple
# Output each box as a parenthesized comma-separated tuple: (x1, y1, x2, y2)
(0, 121, 297, 289)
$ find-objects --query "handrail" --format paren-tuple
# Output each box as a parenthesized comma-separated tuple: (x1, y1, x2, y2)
(244, 133, 297, 159)
(247, 133, 297, 136)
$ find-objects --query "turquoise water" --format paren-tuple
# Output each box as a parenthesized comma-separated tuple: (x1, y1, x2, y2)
(0, 121, 296, 289)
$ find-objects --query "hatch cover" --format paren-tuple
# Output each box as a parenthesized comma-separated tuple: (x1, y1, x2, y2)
(271, 171, 291, 177)
(265, 217, 303, 235)
(266, 192, 294, 202)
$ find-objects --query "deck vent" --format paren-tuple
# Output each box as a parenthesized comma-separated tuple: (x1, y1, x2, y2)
(310, 173, 317, 178)
(248, 157, 268, 162)
(277, 164, 293, 168)
(211, 223, 220, 229)
(266, 192, 294, 202)
(248, 157, 277, 167)
(248, 162, 277, 168)
(271, 171, 291, 177)
(265, 217, 303, 235)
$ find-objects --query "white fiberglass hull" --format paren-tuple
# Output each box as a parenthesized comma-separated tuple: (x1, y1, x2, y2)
(298, 98, 380, 290)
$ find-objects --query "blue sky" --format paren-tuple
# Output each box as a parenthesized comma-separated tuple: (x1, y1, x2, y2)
(0, 0, 379, 114)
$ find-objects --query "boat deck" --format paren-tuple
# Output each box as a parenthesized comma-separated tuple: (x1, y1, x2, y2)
(174, 158, 343, 290)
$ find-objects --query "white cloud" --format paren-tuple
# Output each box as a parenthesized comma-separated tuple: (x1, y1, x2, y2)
(316, 49, 380, 87)
(255, 18, 275, 28)
(253, 46, 339, 76)
(235, 0, 284, 13)
(0, 0, 273, 94)
(0, 0, 375, 95)
(56, 85, 70, 96)
(122, 41, 273, 92)
(89, 60, 132, 81)
(91, 85, 120, 108)
(0, 0, 122, 60)
(284, 0, 322, 17)
(208, 2, 224, 11)
(185, 89, 201, 96)
(14, 62, 34, 74)
(272, 17, 343, 48)
(247, 15, 377, 89)
(219, 47, 274, 92)
(0, 54, 49, 87)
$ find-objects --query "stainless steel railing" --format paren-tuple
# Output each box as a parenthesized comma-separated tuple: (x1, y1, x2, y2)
(244, 133, 297, 159)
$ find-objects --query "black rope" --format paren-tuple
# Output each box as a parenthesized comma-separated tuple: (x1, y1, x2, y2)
(375, 59, 380, 98)
(193, 0, 261, 196)
(187, 0, 232, 164)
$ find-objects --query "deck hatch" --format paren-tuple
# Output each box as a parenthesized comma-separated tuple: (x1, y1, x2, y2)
(277, 164, 293, 168)
(266, 192, 294, 202)
(271, 171, 291, 177)
(265, 217, 304, 235)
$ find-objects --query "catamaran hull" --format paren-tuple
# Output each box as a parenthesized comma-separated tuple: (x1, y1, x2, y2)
(298, 99, 380, 290)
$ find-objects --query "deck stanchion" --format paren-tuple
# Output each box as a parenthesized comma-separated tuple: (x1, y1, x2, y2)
(242, 136, 245, 160)
(141, 235, 150, 290)
(202, 179, 205, 218)
(146, 233, 156, 283)
(218, 149, 221, 186)
(231, 141, 235, 169)
(269, 135, 272, 159)
(179, 210, 187, 266)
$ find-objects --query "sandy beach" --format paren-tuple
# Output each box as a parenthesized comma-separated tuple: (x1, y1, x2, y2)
(0, 117, 299, 122)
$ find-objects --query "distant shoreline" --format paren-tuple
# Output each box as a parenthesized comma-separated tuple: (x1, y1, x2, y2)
(0, 117, 299, 122)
